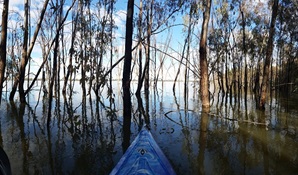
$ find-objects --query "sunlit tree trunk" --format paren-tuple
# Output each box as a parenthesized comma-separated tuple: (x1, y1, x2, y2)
(199, 0, 212, 110)
(0, 0, 9, 104)
(17, 0, 30, 103)
(259, 0, 278, 109)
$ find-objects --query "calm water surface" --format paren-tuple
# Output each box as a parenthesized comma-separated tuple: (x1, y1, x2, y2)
(0, 81, 297, 175)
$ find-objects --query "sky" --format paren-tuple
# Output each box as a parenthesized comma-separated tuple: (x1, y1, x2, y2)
(0, 0, 271, 81)
(1, 0, 188, 80)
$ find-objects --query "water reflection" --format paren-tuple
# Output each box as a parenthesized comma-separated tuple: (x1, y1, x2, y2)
(0, 81, 297, 174)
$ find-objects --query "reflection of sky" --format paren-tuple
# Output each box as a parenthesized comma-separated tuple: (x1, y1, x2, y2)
(1, 80, 298, 174)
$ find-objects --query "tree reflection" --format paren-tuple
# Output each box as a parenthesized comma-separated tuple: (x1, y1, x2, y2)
(198, 111, 208, 175)
(1, 81, 298, 174)
(9, 102, 29, 174)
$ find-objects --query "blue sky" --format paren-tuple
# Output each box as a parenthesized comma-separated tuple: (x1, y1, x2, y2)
(1, 0, 271, 81)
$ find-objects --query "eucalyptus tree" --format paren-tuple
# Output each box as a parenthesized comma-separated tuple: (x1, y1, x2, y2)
(208, 0, 230, 94)
(47, 0, 64, 123)
(210, 0, 237, 95)
(276, 0, 298, 93)
(247, 11, 269, 94)
(62, 0, 78, 96)
(0, 0, 9, 103)
(240, 2, 248, 97)
(61, 0, 115, 97)
(9, 0, 50, 102)
(6, 13, 23, 89)
(199, 0, 212, 110)
(259, 0, 278, 109)
(135, 0, 185, 95)
(135, 0, 143, 97)
(122, 0, 134, 151)
(173, 2, 195, 92)
(17, 0, 29, 103)
(93, 0, 115, 96)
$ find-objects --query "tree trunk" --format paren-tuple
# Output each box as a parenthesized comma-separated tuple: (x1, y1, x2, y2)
(0, 0, 9, 104)
(199, 0, 212, 110)
(145, 0, 153, 94)
(259, 0, 278, 109)
(9, 0, 49, 101)
(240, 6, 248, 98)
(136, 0, 143, 96)
(18, 0, 30, 103)
(48, 1, 63, 125)
(109, 0, 114, 101)
(62, 4, 78, 95)
(122, 0, 134, 151)
(225, 48, 229, 93)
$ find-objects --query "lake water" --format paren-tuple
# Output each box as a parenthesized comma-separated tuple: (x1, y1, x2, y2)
(0, 81, 297, 174)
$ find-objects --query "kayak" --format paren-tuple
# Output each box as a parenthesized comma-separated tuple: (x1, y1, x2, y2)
(0, 146, 11, 175)
(110, 126, 176, 175)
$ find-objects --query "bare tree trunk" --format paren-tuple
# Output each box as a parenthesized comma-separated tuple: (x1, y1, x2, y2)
(173, 39, 187, 91)
(62, 2, 78, 95)
(144, 0, 154, 94)
(173, 4, 193, 92)
(18, 0, 30, 103)
(0, 0, 9, 104)
(240, 5, 248, 98)
(9, 0, 49, 101)
(155, 33, 171, 86)
(48, 1, 63, 125)
(259, 0, 278, 109)
(135, 0, 143, 96)
(122, 0, 134, 151)
(184, 6, 194, 98)
(225, 48, 229, 93)
(88, 2, 94, 95)
(199, 0, 212, 110)
(26, 0, 73, 97)
(109, 0, 114, 100)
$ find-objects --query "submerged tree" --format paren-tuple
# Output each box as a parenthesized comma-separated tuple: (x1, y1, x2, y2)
(122, 0, 134, 151)
(9, 0, 50, 102)
(259, 0, 278, 109)
(199, 0, 212, 110)
(0, 0, 9, 104)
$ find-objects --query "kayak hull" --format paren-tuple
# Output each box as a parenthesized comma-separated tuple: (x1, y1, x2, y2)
(110, 127, 176, 175)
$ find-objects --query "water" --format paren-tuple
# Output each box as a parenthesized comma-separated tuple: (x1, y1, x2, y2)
(0, 81, 297, 174)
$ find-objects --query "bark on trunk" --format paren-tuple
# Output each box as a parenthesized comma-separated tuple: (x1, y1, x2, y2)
(241, 6, 248, 98)
(18, 0, 30, 103)
(199, 0, 212, 110)
(259, 0, 278, 109)
(0, 0, 9, 104)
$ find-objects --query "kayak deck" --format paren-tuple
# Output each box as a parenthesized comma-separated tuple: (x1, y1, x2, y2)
(110, 127, 176, 175)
